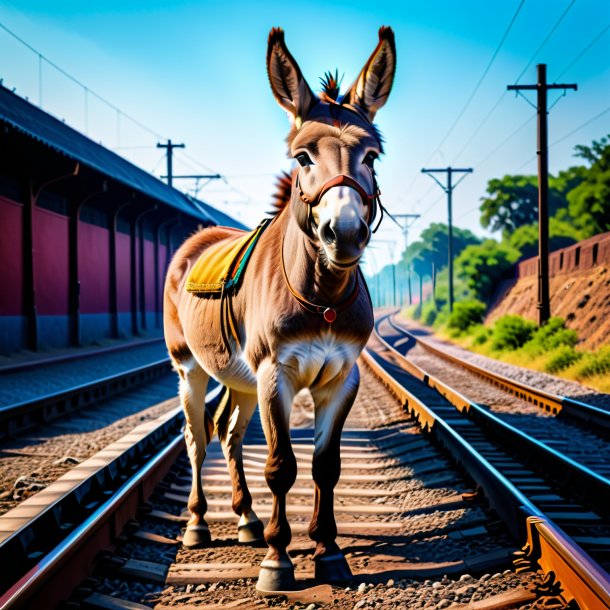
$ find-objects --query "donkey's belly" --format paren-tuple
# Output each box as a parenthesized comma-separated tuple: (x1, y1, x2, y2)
(196, 348, 258, 394)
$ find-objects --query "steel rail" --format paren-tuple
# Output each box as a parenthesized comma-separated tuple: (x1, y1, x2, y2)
(0, 337, 166, 375)
(387, 315, 610, 433)
(0, 384, 223, 610)
(0, 357, 172, 438)
(374, 316, 610, 514)
(364, 314, 610, 610)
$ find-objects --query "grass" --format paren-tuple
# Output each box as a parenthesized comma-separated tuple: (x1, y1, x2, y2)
(425, 309, 610, 394)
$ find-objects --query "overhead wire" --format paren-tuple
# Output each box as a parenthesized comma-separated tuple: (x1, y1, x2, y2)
(454, 0, 578, 166)
(513, 0, 576, 84)
(0, 19, 262, 208)
(403, 0, 526, 199)
(513, 103, 610, 172)
(0, 22, 166, 141)
(553, 23, 610, 80)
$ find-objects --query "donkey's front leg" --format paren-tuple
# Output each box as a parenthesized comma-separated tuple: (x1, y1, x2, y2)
(255, 360, 298, 592)
(309, 363, 360, 583)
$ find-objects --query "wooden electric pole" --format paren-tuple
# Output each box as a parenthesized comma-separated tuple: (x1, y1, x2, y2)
(394, 213, 421, 305)
(421, 167, 472, 312)
(157, 139, 185, 188)
(508, 64, 577, 326)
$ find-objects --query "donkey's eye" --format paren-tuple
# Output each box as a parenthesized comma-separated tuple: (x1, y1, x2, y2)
(295, 152, 313, 167)
(363, 151, 378, 168)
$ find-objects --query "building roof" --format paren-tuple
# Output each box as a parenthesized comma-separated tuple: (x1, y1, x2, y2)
(0, 85, 247, 230)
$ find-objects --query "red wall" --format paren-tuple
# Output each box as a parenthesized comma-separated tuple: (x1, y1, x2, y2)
(34, 206, 69, 315)
(518, 232, 610, 278)
(116, 232, 131, 312)
(78, 221, 110, 313)
(0, 196, 23, 315)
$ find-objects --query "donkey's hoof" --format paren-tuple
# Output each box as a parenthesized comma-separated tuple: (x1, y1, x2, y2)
(181, 524, 212, 548)
(256, 556, 296, 592)
(238, 519, 265, 544)
(314, 552, 353, 584)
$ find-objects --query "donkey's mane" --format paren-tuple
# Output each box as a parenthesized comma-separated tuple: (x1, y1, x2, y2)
(269, 169, 294, 216)
(319, 70, 342, 102)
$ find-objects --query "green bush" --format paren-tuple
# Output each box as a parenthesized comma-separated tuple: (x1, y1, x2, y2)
(471, 324, 492, 346)
(491, 315, 536, 351)
(574, 346, 610, 378)
(446, 300, 487, 334)
(523, 317, 579, 355)
(417, 301, 437, 326)
(544, 346, 583, 373)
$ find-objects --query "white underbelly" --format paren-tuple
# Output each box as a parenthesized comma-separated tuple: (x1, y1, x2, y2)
(277, 335, 361, 389)
(210, 352, 258, 393)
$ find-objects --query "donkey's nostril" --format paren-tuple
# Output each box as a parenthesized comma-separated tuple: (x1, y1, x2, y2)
(320, 221, 336, 245)
(357, 221, 370, 248)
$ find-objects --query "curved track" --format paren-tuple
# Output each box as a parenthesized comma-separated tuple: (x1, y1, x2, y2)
(367, 311, 610, 610)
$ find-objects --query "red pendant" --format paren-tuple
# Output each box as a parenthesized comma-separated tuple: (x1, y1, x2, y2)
(323, 307, 337, 323)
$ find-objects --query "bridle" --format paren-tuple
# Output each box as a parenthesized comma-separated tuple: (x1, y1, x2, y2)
(293, 169, 383, 232)
(281, 160, 384, 324)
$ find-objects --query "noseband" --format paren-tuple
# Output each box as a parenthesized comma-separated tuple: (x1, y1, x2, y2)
(294, 171, 381, 229)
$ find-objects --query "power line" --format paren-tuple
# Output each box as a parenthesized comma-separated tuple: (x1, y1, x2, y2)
(404, 0, 525, 198)
(425, 0, 526, 165)
(554, 23, 610, 80)
(0, 19, 252, 204)
(514, 103, 610, 171)
(0, 21, 166, 141)
(550, 103, 610, 147)
(513, 0, 575, 84)
(454, 0, 577, 165)
(475, 113, 536, 167)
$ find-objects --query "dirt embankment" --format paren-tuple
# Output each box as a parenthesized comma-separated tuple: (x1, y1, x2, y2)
(487, 233, 610, 350)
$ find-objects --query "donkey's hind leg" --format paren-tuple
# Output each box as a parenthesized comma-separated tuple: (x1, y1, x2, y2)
(216, 389, 264, 544)
(175, 356, 213, 548)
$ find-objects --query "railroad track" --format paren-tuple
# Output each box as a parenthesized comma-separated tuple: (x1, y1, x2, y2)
(0, 384, 223, 610)
(0, 337, 166, 375)
(386, 314, 610, 435)
(367, 311, 610, 610)
(0, 357, 172, 439)
(0, 363, 541, 609)
(1, 318, 608, 609)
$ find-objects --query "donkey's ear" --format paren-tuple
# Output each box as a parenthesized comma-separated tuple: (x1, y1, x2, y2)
(342, 26, 396, 121)
(267, 28, 316, 125)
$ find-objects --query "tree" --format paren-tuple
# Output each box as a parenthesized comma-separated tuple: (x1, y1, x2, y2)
(480, 174, 568, 236)
(401, 223, 480, 273)
(455, 239, 520, 302)
(566, 135, 610, 237)
(507, 219, 579, 260)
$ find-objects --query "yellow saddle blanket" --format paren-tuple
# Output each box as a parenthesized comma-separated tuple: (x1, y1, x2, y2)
(186, 218, 271, 296)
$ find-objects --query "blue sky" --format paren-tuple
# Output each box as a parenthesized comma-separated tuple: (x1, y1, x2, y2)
(1, 0, 609, 273)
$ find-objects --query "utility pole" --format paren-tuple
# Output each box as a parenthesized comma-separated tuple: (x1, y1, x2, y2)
(157, 139, 185, 188)
(421, 167, 472, 312)
(372, 239, 397, 307)
(394, 213, 421, 305)
(508, 64, 577, 326)
(161, 174, 222, 198)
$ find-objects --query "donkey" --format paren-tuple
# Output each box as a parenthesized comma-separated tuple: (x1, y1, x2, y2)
(163, 27, 396, 591)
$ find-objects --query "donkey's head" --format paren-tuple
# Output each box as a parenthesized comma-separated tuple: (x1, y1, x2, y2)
(267, 27, 396, 269)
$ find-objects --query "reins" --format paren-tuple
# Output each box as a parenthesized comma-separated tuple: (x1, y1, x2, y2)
(280, 234, 361, 323)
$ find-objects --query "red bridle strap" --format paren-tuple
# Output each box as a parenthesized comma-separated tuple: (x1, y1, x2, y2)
(295, 173, 376, 208)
